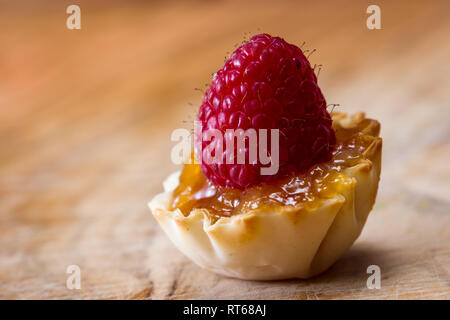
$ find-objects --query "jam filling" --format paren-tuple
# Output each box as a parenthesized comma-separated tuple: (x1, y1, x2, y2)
(170, 117, 378, 221)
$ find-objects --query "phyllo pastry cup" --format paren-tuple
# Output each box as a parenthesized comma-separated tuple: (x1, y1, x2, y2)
(149, 112, 382, 280)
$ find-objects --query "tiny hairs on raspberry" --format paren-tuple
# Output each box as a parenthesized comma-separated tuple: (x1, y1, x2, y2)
(195, 33, 336, 189)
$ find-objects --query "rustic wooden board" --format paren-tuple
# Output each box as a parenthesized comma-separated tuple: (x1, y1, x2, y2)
(0, 0, 449, 299)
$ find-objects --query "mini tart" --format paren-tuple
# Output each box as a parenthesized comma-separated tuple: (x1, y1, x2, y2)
(149, 112, 382, 280)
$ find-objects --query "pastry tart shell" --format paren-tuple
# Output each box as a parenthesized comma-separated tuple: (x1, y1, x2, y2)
(149, 113, 382, 280)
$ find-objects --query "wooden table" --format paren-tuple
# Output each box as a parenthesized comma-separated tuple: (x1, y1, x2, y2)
(0, 0, 449, 299)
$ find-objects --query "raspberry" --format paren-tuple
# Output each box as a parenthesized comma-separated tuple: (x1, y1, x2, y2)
(195, 33, 336, 189)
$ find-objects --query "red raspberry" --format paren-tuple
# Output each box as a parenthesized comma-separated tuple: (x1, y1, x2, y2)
(195, 33, 336, 189)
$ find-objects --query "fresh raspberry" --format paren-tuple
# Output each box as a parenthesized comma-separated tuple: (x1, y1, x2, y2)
(195, 33, 336, 189)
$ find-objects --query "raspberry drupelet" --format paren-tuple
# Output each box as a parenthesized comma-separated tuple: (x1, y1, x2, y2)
(195, 33, 336, 189)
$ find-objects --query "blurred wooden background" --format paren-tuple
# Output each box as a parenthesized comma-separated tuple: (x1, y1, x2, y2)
(0, 0, 449, 299)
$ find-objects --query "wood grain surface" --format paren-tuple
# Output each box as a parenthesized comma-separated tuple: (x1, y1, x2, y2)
(0, 0, 449, 299)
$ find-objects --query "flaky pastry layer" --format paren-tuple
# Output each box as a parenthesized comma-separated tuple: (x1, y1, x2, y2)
(149, 113, 382, 280)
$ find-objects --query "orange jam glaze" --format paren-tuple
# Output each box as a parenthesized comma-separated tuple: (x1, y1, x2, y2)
(170, 117, 379, 221)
